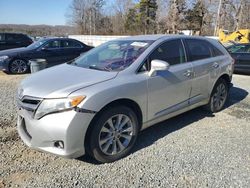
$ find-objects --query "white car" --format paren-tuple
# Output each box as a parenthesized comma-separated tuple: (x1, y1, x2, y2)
(17, 35, 234, 163)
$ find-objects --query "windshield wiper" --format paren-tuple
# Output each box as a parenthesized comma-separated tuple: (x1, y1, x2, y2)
(88, 65, 107, 71)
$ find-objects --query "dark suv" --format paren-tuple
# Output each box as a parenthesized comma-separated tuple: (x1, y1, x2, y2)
(0, 33, 33, 51)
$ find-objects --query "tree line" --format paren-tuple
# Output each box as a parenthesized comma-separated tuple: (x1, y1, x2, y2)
(67, 0, 250, 36)
(1, 0, 249, 37)
(0, 24, 76, 37)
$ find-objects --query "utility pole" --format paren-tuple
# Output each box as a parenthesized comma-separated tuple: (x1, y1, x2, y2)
(214, 0, 223, 36)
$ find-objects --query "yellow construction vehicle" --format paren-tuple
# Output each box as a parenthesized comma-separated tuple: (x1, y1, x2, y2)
(219, 29, 250, 44)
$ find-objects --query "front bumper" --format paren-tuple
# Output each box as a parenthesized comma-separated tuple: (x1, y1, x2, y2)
(17, 107, 95, 158)
(0, 59, 10, 72)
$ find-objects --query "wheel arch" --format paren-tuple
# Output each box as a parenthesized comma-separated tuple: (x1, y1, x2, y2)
(210, 73, 231, 95)
(84, 98, 143, 153)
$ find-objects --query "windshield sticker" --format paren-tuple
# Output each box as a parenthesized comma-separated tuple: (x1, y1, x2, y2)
(131, 42, 148, 47)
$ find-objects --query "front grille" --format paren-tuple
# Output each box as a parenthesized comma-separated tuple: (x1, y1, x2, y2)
(18, 96, 42, 112)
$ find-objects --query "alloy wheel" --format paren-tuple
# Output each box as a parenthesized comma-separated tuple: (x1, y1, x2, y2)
(98, 114, 134, 156)
(211, 83, 227, 111)
(10, 59, 28, 74)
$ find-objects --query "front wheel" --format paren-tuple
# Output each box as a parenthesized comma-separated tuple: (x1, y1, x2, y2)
(9, 59, 29, 74)
(205, 79, 229, 113)
(87, 106, 139, 163)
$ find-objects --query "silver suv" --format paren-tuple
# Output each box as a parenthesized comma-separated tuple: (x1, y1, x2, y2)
(17, 35, 234, 163)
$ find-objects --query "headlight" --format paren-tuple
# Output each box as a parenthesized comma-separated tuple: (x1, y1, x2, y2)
(0, 56, 9, 61)
(34, 96, 86, 119)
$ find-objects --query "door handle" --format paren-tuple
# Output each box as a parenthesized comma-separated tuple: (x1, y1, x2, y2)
(183, 70, 192, 77)
(212, 62, 219, 69)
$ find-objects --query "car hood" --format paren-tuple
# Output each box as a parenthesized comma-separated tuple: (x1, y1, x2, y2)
(0, 47, 30, 56)
(19, 64, 118, 98)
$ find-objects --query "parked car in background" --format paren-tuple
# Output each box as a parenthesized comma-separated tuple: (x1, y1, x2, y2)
(0, 33, 33, 51)
(0, 37, 93, 74)
(17, 35, 234, 163)
(227, 43, 250, 73)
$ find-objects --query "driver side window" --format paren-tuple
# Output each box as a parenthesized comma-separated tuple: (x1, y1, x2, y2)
(149, 39, 186, 65)
(43, 40, 60, 49)
(138, 39, 186, 73)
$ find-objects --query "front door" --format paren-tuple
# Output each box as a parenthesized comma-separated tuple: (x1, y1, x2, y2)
(147, 39, 193, 121)
(37, 40, 63, 67)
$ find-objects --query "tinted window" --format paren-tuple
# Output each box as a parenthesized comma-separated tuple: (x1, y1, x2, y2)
(20, 34, 30, 41)
(185, 39, 212, 61)
(210, 44, 224, 57)
(228, 45, 247, 53)
(149, 39, 186, 65)
(0, 34, 4, 40)
(61, 40, 82, 48)
(5, 34, 21, 41)
(245, 46, 250, 53)
(43, 40, 60, 49)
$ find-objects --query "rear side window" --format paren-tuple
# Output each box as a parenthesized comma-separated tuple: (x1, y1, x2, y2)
(20, 34, 31, 41)
(61, 40, 82, 48)
(5, 34, 21, 41)
(210, 44, 224, 57)
(185, 39, 212, 61)
(149, 39, 186, 66)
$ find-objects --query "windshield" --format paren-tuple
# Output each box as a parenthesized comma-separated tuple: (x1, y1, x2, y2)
(27, 38, 48, 49)
(227, 45, 246, 53)
(72, 40, 153, 72)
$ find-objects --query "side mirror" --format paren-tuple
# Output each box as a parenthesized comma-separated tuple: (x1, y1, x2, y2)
(40, 47, 49, 51)
(148, 59, 170, 77)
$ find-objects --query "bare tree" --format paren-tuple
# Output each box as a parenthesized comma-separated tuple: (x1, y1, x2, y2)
(66, 0, 105, 34)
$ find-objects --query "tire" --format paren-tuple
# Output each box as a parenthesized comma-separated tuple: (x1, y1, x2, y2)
(9, 59, 29, 74)
(86, 106, 139, 163)
(205, 78, 229, 113)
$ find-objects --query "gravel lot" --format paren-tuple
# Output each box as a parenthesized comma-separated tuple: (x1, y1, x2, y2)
(0, 72, 250, 187)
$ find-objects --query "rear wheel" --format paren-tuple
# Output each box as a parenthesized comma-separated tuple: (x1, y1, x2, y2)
(87, 106, 139, 163)
(9, 59, 28, 74)
(205, 79, 229, 113)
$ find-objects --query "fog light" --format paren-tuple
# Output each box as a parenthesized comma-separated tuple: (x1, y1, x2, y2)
(54, 141, 64, 149)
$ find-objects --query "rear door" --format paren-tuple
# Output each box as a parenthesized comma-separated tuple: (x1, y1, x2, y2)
(184, 39, 222, 104)
(60, 39, 84, 62)
(147, 39, 193, 121)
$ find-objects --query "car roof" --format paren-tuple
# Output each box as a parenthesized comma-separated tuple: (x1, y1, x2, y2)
(0, 32, 27, 35)
(115, 34, 216, 42)
(40, 37, 79, 41)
